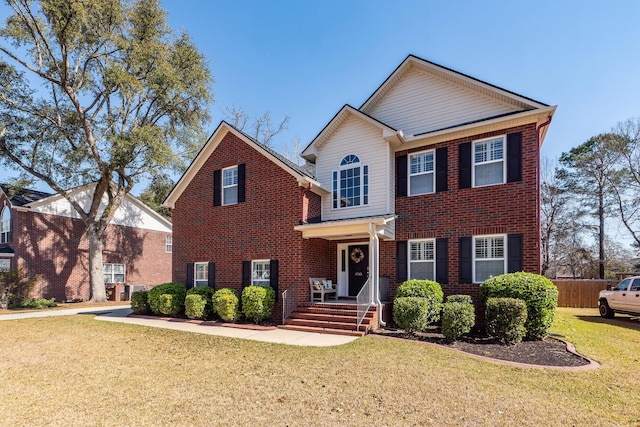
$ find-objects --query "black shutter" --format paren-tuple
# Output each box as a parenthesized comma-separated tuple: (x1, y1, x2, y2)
(213, 169, 221, 206)
(436, 238, 448, 284)
(396, 155, 407, 197)
(459, 237, 472, 283)
(507, 132, 522, 183)
(207, 262, 215, 289)
(507, 234, 523, 273)
(269, 260, 279, 301)
(186, 263, 194, 289)
(242, 260, 251, 289)
(396, 241, 408, 282)
(237, 163, 246, 203)
(436, 147, 448, 193)
(459, 142, 472, 189)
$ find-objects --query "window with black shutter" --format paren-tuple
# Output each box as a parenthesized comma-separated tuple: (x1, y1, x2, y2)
(396, 241, 408, 282)
(459, 237, 472, 283)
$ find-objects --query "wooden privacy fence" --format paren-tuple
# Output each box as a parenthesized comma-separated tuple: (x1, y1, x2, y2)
(552, 280, 619, 308)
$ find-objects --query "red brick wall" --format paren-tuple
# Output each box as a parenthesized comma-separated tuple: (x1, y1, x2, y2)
(171, 132, 332, 320)
(381, 123, 541, 304)
(1, 206, 171, 301)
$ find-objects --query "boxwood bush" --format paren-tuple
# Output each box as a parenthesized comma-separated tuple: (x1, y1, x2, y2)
(185, 294, 207, 320)
(148, 283, 186, 316)
(441, 295, 475, 341)
(213, 288, 240, 322)
(130, 290, 150, 314)
(242, 286, 275, 324)
(394, 279, 444, 325)
(485, 297, 527, 345)
(186, 286, 215, 319)
(480, 272, 558, 340)
(393, 297, 431, 333)
(158, 293, 182, 316)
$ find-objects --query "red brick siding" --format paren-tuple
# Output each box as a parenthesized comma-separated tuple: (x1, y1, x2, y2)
(0, 203, 171, 301)
(382, 123, 540, 302)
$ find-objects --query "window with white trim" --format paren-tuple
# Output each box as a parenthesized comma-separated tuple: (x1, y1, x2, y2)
(194, 262, 208, 287)
(103, 263, 126, 283)
(473, 136, 505, 187)
(222, 166, 238, 205)
(474, 235, 506, 282)
(409, 239, 435, 280)
(332, 155, 368, 209)
(409, 150, 435, 196)
(165, 235, 172, 253)
(0, 258, 10, 271)
(1, 207, 10, 243)
(251, 260, 270, 287)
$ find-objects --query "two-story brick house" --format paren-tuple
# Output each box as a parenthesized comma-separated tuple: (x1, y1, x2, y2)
(164, 55, 556, 334)
(0, 183, 172, 301)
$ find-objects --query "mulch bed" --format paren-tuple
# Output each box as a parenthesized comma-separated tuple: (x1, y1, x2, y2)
(373, 328, 592, 368)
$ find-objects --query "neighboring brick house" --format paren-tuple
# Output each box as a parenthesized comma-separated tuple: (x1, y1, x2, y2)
(0, 183, 172, 301)
(164, 54, 556, 330)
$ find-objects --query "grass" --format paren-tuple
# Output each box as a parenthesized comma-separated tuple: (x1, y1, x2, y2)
(0, 308, 638, 426)
(0, 300, 130, 315)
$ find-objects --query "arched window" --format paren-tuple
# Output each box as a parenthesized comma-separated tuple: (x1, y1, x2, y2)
(0, 207, 11, 243)
(332, 155, 369, 209)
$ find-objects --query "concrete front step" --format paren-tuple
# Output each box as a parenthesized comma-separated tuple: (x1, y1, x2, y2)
(278, 324, 366, 337)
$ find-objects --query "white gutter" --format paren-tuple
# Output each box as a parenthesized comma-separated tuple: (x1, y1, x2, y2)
(369, 222, 386, 327)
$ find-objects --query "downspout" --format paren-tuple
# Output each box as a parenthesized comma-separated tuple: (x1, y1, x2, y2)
(300, 183, 312, 224)
(536, 115, 553, 273)
(369, 223, 386, 327)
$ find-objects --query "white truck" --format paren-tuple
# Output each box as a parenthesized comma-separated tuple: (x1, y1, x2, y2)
(598, 276, 640, 318)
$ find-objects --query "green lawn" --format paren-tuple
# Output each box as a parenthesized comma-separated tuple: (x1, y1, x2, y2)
(0, 308, 638, 426)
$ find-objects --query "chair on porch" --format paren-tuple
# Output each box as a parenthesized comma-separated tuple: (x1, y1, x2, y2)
(309, 278, 337, 302)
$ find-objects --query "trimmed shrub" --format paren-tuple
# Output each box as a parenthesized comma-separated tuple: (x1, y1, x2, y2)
(130, 290, 150, 314)
(393, 297, 431, 333)
(396, 279, 444, 301)
(148, 283, 186, 316)
(394, 280, 444, 325)
(0, 268, 40, 308)
(213, 288, 240, 322)
(446, 294, 473, 305)
(242, 286, 275, 324)
(158, 294, 182, 316)
(480, 272, 558, 340)
(485, 297, 527, 345)
(186, 286, 215, 319)
(441, 301, 475, 341)
(185, 294, 208, 320)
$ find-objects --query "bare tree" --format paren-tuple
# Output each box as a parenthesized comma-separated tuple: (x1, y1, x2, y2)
(223, 105, 289, 147)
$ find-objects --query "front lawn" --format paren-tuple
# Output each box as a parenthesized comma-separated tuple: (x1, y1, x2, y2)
(0, 308, 638, 426)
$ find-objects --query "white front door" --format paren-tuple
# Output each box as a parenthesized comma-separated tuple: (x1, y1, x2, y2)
(336, 242, 368, 297)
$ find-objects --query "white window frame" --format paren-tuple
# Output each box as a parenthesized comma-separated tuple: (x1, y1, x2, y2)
(409, 149, 435, 196)
(165, 235, 172, 253)
(103, 263, 126, 284)
(332, 154, 369, 209)
(194, 262, 208, 287)
(472, 135, 506, 188)
(251, 259, 271, 287)
(1, 207, 10, 243)
(473, 235, 507, 283)
(408, 239, 435, 281)
(222, 165, 238, 206)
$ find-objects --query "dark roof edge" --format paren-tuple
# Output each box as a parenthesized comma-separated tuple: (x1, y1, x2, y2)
(412, 110, 533, 137)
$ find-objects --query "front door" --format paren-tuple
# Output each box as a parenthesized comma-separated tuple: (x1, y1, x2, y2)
(348, 244, 369, 296)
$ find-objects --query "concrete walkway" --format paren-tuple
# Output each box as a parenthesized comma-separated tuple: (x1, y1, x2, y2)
(0, 305, 358, 347)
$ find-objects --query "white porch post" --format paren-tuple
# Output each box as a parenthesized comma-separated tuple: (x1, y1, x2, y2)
(368, 224, 379, 305)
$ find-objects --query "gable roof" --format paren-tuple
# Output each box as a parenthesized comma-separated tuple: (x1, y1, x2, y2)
(163, 121, 327, 209)
(0, 184, 53, 207)
(360, 54, 549, 114)
(301, 104, 399, 161)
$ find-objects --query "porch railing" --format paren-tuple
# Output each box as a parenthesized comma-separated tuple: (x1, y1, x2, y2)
(356, 278, 372, 331)
(282, 281, 301, 324)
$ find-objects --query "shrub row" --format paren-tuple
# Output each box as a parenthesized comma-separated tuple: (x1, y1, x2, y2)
(392, 272, 558, 344)
(131, 284, 274, 324)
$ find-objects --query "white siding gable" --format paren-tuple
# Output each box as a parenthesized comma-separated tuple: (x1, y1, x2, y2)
(368, 67, 522, 137)
(315, 116, 393, 221)
(29, 188, 171, 232)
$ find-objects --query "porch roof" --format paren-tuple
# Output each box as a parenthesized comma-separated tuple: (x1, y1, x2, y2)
(294, 215, 396, 240)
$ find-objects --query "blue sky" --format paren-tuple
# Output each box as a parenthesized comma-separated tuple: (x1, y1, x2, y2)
(2, 0, 640, 194)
